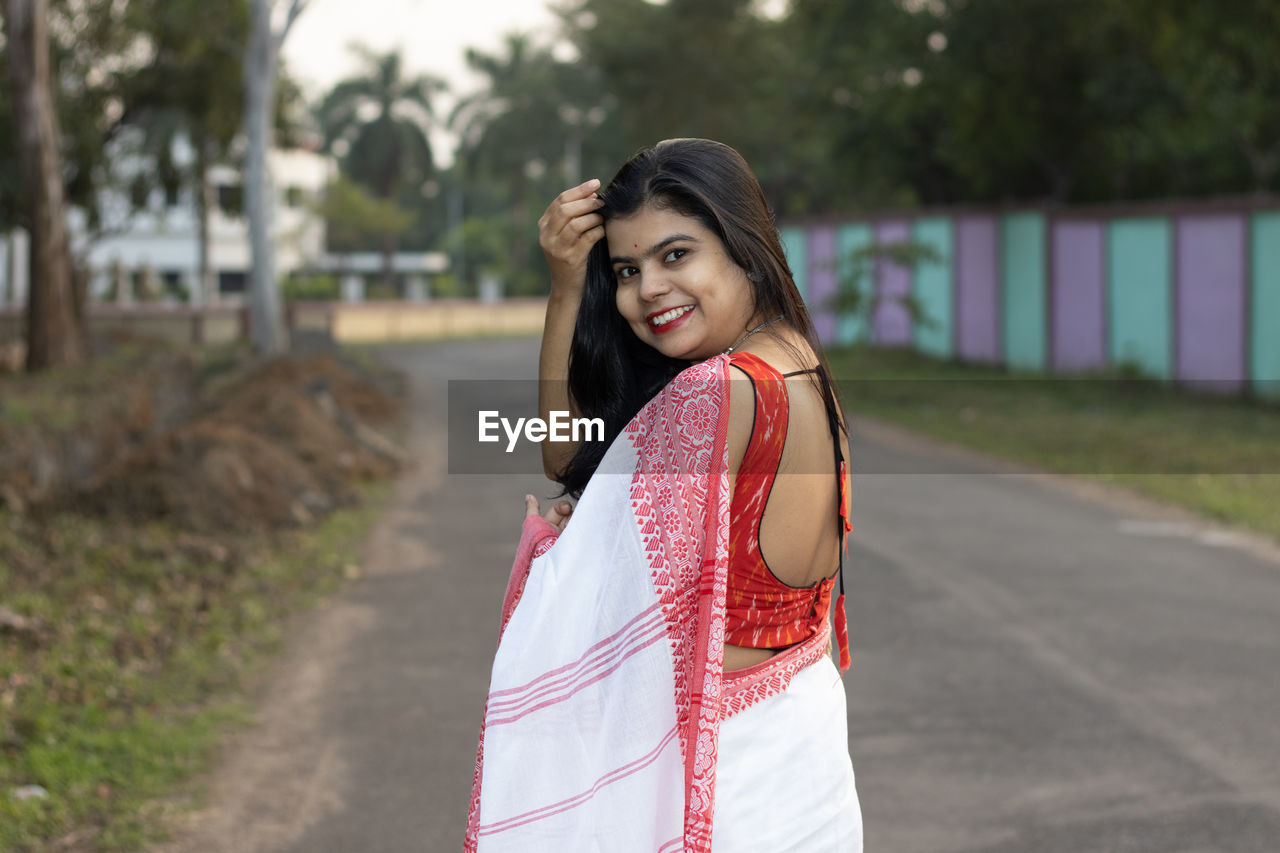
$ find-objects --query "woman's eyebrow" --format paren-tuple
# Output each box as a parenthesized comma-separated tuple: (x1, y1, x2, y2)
(611, 234, 698, 265)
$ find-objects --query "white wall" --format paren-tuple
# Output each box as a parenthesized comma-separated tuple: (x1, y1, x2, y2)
(0, 229, 30, 306)
(79, 144, 335, 302)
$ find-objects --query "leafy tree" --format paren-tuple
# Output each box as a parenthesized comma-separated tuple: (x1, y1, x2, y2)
(780, 0, 938, 210)
(118, 0, 249, 303)
(2, 0, 145, 365)
(449, 31, 617, 293)
(1140, 0, 1280, 194)
(1, 0, 84, 368)
(782, 0, 1274, 205)
(317, 46, 444, 289)
(554, 0, 798, 210)
(317, 174, 415, 260)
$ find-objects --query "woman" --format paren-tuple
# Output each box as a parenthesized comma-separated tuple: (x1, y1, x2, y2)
(466, 139, 861, 852)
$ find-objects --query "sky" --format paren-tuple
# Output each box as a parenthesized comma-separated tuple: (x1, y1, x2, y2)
(281, 0, 564, 168)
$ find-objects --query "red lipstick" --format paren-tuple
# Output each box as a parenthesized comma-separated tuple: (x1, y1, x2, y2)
(645, 305, 694, 334)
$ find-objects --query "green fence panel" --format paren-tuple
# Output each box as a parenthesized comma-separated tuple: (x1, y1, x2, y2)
(1108, 218, 1172, 380)
(911, 217, 953, 358)
(1001, 212, 1047, 371)
(1252, 211, 1280, 399)
(780, 226, 808, 303)
(835, 223, 875, 346)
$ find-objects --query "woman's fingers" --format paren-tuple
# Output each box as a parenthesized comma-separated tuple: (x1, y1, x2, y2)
(540, 181, 600, 226)
(524, 495, 575, 532)
(559, 194, 605, 219)
(540, 181, 602, 233)
(542, 200, 603, 242)
(546, 500, 573, 531)
(538, 179, 605, 291)
(571, 210, 605, 230)
(556, 177, 600, 204)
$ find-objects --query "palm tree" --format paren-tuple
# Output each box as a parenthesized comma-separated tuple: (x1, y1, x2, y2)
(317, 47, 445, 290)
(449, 32, 610, 294)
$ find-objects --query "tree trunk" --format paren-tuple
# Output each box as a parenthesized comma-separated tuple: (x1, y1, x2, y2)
(375, 156, 398, 291)
(242, 0, 307, 351)
(508, 175, 528, 296)
(196, 136, 217, 303)
(244, 0, 282, 353)
(2, 0, 85, 370)
(380, 231, 397, 294)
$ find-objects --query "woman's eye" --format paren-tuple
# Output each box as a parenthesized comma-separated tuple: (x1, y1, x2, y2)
(616, 266, 638, 280)
(664, 249, 686, 263)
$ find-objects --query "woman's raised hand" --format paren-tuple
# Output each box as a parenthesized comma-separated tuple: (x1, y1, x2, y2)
(536, 179, 602, 477)
(537, 178, 605, 296)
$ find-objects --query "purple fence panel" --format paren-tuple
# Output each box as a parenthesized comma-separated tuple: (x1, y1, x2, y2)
(1176, 215, 1247, 391)
(1051, 219, 1107, 371)
(874, 220, 912, 345)
(808, 226, 838, 345)
(955, 216, 1001, 362)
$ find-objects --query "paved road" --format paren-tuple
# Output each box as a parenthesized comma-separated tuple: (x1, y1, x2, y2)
(158, 337, 1280, 853)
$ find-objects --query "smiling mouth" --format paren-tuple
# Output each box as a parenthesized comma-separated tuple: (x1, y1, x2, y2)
(648, 305, 694, 328)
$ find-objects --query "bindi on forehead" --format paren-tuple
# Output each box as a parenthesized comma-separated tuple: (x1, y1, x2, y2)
(610, 233, 699, 266)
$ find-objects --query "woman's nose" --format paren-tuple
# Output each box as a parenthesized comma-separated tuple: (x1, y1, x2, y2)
(638, 271, 670, 301)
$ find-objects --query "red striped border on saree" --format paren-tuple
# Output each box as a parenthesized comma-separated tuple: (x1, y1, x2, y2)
(476, 725, 681, 838)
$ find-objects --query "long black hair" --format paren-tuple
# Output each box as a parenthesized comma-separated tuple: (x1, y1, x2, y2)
(555, 138, 846, 497)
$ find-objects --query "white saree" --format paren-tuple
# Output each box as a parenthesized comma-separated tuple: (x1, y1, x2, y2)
(465, 355, 861, 853)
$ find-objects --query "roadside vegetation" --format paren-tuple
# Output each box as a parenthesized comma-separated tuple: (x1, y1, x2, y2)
(0, 337, 403, 851)
(828, 345, 1280, 544)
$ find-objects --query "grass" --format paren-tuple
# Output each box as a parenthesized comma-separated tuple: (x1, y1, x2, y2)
(0, 335, 407, 850)
(827, 344, 1280, 543)
(0, 492, 389, 851)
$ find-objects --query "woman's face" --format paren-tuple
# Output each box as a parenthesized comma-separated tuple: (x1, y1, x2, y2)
(607, 204, 761, 362)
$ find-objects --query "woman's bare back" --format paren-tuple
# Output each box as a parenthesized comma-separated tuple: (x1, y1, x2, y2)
(723, 332, 847, 670)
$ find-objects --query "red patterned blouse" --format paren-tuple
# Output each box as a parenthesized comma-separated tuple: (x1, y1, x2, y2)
(724, 351, 851, 671)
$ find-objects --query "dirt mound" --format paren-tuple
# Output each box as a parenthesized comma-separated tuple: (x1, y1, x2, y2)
(1, 345, 404, 533)
(0, 351, 202, 509)
(201, 352, 401, 426)
(79, 421, 335, 531)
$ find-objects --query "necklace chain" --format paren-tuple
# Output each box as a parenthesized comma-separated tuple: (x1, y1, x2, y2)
(723, 314, 784, 354)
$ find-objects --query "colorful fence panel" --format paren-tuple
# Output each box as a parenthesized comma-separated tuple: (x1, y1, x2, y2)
(780, 226, 808, 304)
(836, 223, 875, 346)
(874, 220, 913, 346)
(1252, 212, 1280, 399)
(955, 216, 1001, 364)
(1107, 218, 1173, 380)
(783, 197, 1277, 400)
(1051, 219, 1107, 372)
(807, 226, 838, 344)
(1175, 215, 1247, 392)
(1001, 212, 1048, 372)
(911, 218, 953, 359)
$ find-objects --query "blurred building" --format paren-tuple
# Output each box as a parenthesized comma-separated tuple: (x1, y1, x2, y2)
(0, 135, 334, 306)
(88, 141, 335, 303)
(0, 139, 451, 307)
